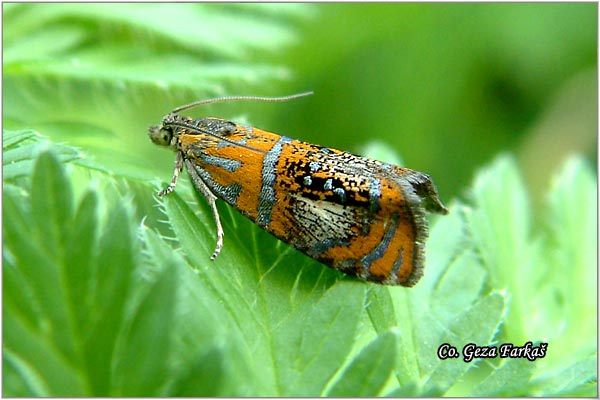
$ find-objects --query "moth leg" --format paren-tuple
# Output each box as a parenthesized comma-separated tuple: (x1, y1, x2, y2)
(158, 151, 184, 197)
(184, 159, 224, 260)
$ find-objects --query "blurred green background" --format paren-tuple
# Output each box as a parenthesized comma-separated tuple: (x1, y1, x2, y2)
(281, 3, 597, 206)
(4, 3, 596, 205)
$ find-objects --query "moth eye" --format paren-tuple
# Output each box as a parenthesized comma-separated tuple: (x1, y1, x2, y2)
(148, 125, 173, 146)
(159, 129, 173, 145)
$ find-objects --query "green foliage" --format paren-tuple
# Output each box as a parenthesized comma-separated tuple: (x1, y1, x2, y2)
(3, 3, 311, 181)
(327, 330, 398, 397)
(3, 133, 595, 396)
(3, 3, 596, 397)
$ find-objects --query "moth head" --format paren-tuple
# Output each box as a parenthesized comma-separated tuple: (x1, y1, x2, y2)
(149, 112, 183, 148)
(148, 123, 174, 147)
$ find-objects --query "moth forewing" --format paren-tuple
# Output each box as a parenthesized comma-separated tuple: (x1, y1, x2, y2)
(149, 94, 447, 286)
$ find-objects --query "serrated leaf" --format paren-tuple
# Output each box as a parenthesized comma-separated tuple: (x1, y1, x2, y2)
(3, 319, 87, 397)
(545, 156, 597, 346)
(430, 249, 487, 326)
(413, 200, 468, 297)
(3, 152, 89, 395)
(2, 128, 38, 148)
(366, 286, 397, 335)
(471, 357, 536, 396)
(147, 151, 593, 397)
(3, 3, 312, 192)
(387, 204, 495, 393)
(4, 4, 303, 61)
(63, 190, 98, 336)
(422, 293, 506, 393)
(460, 155, 596, 395)
(327, 330, 398, 397)
(83, 202, 137, 396)
(531, 353, 597, 396)
(3, 186, 45, 333)
(31, 150, 74, 259)
(140, 227, 251, 397)
(466, 154, 530, 289)
(464, 155, 533, 342)
(6, 152, 81, 364)
(3, 129, 84, 181)
(3, 148, 157, 396)
(159, 191, 261, 317)
(113, 258, 176, 396)
(273, 282, 366, 396)
(373, 205, 502, 396)
(3, 4, 308, 118)
(155, 183, 366, 396)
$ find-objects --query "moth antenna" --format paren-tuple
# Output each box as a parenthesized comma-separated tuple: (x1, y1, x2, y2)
(172, 91, 313, 114)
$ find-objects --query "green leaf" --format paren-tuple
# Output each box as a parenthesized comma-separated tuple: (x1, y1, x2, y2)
(273, 282, 366, 396)
(422, 293, 506, 393)
(4, 4, 311, 186)
(3, 152, 92, 396)
(5, 138, 595, 396)
(531, 353, 597, 396)
(327, 330, 398, 397)
(375, 153, 595, 396)
(3, 147, 146, 396)
(429, 249, 487, 325)
(466, 154, 530, 290)
(544, 156, 597, 350)
(82, 202, 137, 396)
(3, 128, 37, 148)
(459, 155, 596, 395)
(366, 286, 397, 335)
(4, 7, 314, 394)
(157, 188, 367, 396)
(3, 4, 307, 63)
(3, 4, 596, 396)
(383, 203, 502, 394)
(113, 255, 176, 396)
(3, 129, 83, 181)
(6, 152, 80, 363)
(140, 227, 248, 397)
(465, 155, 542, 343)
(471, 357, 536, 396)
(169, 344, 230, 397)
(3, 318, 87, 396)
(63, 190, 98, 336)
(31, 151, 74, 258)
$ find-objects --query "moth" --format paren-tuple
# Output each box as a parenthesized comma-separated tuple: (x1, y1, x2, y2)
(149, 93, 448, 286)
